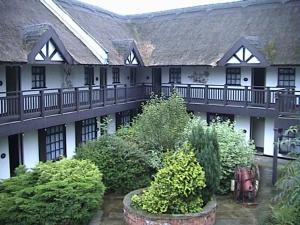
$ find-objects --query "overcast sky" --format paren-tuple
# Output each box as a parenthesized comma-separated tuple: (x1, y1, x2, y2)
(79, 0, 238, 15)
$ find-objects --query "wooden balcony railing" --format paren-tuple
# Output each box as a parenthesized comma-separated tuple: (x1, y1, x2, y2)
(0, 84, 298, 124)
(0, 84, 146, 123)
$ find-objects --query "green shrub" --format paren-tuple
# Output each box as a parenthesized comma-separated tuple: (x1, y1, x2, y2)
(0, 159, 105, 225)
(76, 135, 151, 193)
(268, 157, 300, 225)
(118, 93, 190, 169)
(184, 118, 255, 194)
(187, 121, 220, 203)
(132, 146, 206, 214)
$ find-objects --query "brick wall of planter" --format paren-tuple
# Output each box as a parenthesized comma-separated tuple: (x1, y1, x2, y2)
(123, 189, 217, 225)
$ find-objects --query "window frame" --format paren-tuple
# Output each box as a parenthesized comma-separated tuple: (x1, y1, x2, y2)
(226, 67, 241, 86)
(112, 67, 120, 84)
(45, 125, 66, 161)
(169, 67, 181, 84)
(32, 66, 46, 89)
(81, 118, 98, 143)
(207, 112, 234, 125)
(278, 68, 296, 88)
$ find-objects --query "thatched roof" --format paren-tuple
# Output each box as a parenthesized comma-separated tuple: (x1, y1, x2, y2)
(0, 0, 99, 64)
(0, 0, 299, 66)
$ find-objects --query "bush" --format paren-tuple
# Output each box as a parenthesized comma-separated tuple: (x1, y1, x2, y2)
(132, 146, 206, 214)
(268, 157, 300, 225)
(187, 120, 220, 203)
(76, 135, 151, 194)
(184, 118, 255, 194)
(0, 159, 105, 225)
(118, 93, 190, 168)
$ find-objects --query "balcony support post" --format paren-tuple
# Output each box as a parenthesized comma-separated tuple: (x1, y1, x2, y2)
(75, 87, 79, 111)
(244, 86, 248, 107)
(89, 85, 93, 109)
(186, 84, 191, 103)
(124, 84, 127, 102)
(114, 85, 117, 104)
(19, 91, 24, 121)
(40, 90, 45, 117)
(59, 88, 63, 114)
(204, 85, 208, 104)
(223, 85, 228, 105)
(266, 87, 271, 109)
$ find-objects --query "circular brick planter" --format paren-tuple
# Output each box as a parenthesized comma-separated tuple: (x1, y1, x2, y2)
(123, 189, 217, 225)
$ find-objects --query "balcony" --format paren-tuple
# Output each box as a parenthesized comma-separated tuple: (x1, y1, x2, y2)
(0, 84, 298, 127)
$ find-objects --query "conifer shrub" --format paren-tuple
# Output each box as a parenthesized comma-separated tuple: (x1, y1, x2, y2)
(132, 146, 206, 214)
(76, 134, 151, 193)
(0, 159, 105, 225)
(187, 122, 220, 203)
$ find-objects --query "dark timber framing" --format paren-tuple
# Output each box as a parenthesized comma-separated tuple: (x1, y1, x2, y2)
(27, 27, 73, 64)
(124, 41, 144, 66)
(218, 37, 269, 67)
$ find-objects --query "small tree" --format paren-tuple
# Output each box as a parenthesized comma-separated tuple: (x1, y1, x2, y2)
(132, 146, 206, 214)
(187, 122, 220, 203)
(118, 93, 190, 168)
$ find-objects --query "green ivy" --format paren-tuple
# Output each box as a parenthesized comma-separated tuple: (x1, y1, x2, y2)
(0, 159, 105, 225)
(132, 146, 206, 214)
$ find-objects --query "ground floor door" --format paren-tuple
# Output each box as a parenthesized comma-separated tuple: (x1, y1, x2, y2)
(250, 117, 265, 153)
(152, 68, 161, 95)
(100, 67, 107, 87)
(251, 68, 266, 105)
(8, 134, 23, 176)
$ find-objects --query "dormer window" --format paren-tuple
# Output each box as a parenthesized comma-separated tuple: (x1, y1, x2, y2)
(35, 39, 64, 62)
(125, 50, 139, 65)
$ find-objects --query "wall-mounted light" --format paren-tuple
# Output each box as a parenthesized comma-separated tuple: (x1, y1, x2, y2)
(243, 78, 248, 82)
(1, 153, 6, 159)
(0, 81, 3, 86)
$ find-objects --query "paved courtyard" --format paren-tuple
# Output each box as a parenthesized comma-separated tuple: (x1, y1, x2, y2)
(92, 156, 288, 225)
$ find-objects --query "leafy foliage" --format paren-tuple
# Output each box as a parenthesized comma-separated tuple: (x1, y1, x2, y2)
(132, 146, 206, 214)
(117, 93, 190, 169)
(76, 135, 151, 193)
(268, 157, 300, 225)
(184, 118, 255, 194)
(187, 120, 220, 203)
(0, 159, 105, 225)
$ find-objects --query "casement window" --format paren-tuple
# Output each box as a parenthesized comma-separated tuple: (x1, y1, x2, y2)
(75, 118, 98, 146)
(226, 68, 241, 85)
(116, 110, 137, 129)
(278, 68, 295, 88)
(84, 67, 94, 86)
(112, 67, 120, 83)
(32, 66, 46, 89)
(169, 68, 181, 84)
(38, 125, 66, 161)
(207, 113, 234, 125)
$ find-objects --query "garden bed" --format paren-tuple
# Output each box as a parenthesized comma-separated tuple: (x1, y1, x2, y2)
(123, 189, 217, 225)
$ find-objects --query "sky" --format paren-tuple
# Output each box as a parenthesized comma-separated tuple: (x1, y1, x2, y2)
(79, 0, 239, 15)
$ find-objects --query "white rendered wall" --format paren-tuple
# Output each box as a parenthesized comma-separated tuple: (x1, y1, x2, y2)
(0, 66, 6, 94)
(0, 137, 10, 179)
(23, 130, 39, 169)
(107, 113, 116, 134)
(234, 115, 251, 141)
(66, 123, 76, 158)
(264, 118, 275, 156)
(194, 111, 207, 120)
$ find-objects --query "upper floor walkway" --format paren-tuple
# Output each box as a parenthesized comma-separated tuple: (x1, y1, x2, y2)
(0, 83, 298, 136)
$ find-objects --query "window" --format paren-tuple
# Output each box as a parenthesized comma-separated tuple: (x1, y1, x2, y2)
(84, 67, 94, 85)
(112, 67, 120, 83)
(81, 118, 97, 143)
(32, 66, 46, 88)
(126, 50, 139, 65)
(116, 110, 137, 129)
(169, 68, 181, 84)
(226, 68, 241, 85)
(207, 113, 234, 125)
(278, 68, 295, 88)
(45, 125, 65, 161)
